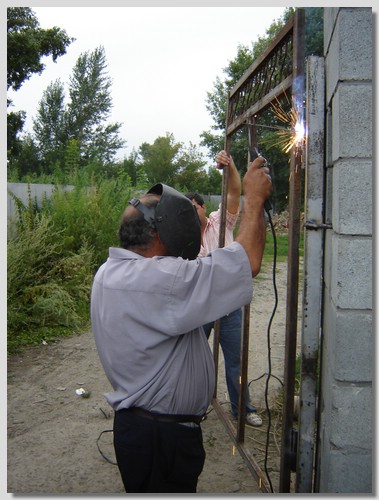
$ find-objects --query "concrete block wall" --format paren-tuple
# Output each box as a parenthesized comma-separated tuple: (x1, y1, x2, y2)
(317, 8, 372, 493)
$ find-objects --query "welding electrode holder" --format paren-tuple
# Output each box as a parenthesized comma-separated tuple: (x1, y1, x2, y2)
(249, 147, 272, 214)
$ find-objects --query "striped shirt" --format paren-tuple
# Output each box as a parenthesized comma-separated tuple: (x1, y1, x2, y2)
(199, 205, 239, 257)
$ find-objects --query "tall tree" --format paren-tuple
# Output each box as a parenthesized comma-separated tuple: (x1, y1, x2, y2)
(7, 7, 73, 166)
(28, 46, 125, 175)
(66, 46, 124, 164)
(33, 79, 68, 172)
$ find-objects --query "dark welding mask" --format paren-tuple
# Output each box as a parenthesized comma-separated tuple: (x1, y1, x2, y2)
(128, 183, 201, 260)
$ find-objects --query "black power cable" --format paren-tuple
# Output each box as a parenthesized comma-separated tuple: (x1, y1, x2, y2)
(262, 208, 278, 493)
(96, 429, 117, 465)
(247, 144, 279, 492)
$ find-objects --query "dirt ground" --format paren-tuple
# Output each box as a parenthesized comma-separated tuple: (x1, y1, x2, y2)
(7, 259, 299, 495)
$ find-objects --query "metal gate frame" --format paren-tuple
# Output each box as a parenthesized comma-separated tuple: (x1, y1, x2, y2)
(296, 56, 326, 493)
(212, 8, 306, 493)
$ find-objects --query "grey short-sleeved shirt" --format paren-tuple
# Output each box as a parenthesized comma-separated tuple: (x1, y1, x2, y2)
(91, 241, 252, 415)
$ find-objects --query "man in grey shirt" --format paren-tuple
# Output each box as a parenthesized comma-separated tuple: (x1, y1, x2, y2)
(91, 155, 272, 493)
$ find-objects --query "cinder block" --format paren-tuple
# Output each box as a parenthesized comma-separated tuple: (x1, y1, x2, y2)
(334, 309, 372, 382)
(333, 159, 372, 235)
(330, 234, 372, 310)
(325, 8, 372, 103)
(321, 450, 372, 493)
(332, 83, 372, 161)
(317, 388, 372, 493)
(339, 8, 372, 80)
(320, 301, 371, 381)
(330, 383, 372, 448)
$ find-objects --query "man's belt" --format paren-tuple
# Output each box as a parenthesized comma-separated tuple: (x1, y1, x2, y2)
(122, 406, 205, 425)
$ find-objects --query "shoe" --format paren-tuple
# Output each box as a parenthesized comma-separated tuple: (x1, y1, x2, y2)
(246, 412, 263, 427)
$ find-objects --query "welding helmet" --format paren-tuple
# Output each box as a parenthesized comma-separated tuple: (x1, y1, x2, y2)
(129, 183, 201, 260)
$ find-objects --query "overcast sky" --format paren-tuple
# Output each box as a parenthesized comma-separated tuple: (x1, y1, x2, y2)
(8, 6, 289, 163)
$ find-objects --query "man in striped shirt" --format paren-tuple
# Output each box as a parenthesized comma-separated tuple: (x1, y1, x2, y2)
(186, 150, 263, 427)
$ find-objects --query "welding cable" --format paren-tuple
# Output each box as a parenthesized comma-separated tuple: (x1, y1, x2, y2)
(248, 372, 283, 386)
(263, 207, 278, 493)
(96, 429, 117, 465)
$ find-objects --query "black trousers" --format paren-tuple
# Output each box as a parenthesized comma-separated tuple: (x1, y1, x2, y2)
(113, 409, 206, 493)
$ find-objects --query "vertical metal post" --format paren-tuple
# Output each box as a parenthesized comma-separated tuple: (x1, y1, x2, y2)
(296, 56, 325, 492)
(212, 133, 230, 397)
(235, 117, 257, 442)
(279, 7, 305, 493)
(236, 303, 249, 442)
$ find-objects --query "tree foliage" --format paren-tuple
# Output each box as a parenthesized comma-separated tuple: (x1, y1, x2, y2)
(139, 133, 181, 185)
(7, 7, 74, 93)
(7, 7, 74, 162)
(137, 133, 212, 193)
(15, 46, 125, 177)
(66, 46, 124, 163)
(32, 79, 67, 168)
(174, 143, 209, 193)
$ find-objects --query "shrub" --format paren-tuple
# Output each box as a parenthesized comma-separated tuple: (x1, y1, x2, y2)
(40, 178, 134, 271)
(7, 176, 137, 353)
(7, 211, 94, 353)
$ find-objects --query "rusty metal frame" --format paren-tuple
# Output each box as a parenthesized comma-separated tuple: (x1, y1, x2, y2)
(226, 15, 295, 138)
(212, 8, 305, 493)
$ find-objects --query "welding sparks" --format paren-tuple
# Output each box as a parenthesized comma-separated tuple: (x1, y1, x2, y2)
(271, 93, 306, 153)
(258, 91, 306, 156)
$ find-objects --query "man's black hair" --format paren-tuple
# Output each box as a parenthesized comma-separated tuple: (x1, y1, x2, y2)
(185, 193, 205, 206)
(119, 196, 159, 250)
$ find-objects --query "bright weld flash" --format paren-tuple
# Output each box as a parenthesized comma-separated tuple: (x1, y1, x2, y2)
(287, 119, 306, 152)
(294, 120, 305, 143)
(260, 91, 306, 155)
(282, 118, 306, 153)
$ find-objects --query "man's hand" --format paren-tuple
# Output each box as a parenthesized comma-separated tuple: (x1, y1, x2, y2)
(243, 157, 272, 209)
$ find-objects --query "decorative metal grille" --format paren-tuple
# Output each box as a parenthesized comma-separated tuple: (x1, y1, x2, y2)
(225, 19, 295, 136)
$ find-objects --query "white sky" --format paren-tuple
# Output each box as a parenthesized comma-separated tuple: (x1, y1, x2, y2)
(7, 6, 288, 163)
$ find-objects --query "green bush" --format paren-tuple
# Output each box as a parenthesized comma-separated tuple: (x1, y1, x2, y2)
(37, 177, 135, 271)
(7, 212, 94, 353)
(7, 175, 139, 353)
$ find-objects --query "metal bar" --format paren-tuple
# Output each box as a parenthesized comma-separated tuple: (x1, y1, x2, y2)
(212, 398, 271, 493)
(228, 16, 294, 99)
(296, 56, 325, 493)
(279, 8, 305, 493)
(218, 165, 229, 249)
(227, 78, 293, 137)
(211, 9, 306, 492)
(236, 303, 250, 442)
(235, 117, 257, 442)
(212, 128, 231, 397)
(212, 320, 221, 398)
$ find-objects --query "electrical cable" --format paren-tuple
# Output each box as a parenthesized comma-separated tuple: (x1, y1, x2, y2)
(262, 208, 279, 493)
(248, 373, 283, 386)
(96, 429, 117, 465)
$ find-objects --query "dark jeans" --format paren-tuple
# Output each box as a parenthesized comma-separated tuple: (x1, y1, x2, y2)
(113, 409, 206, 493)
(203, 308, 256, 417)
